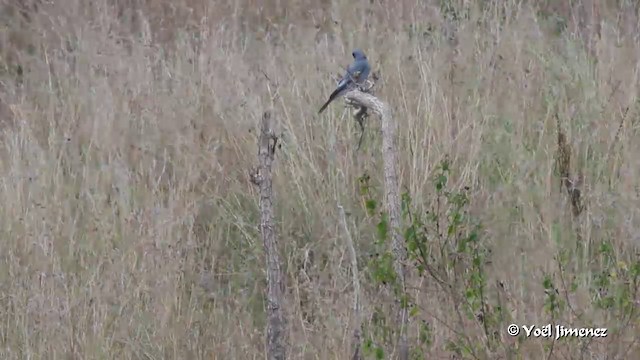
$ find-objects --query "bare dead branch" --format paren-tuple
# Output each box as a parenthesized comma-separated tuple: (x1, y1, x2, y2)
(343, 90, 409, 360)
(251, 111, 287, 360)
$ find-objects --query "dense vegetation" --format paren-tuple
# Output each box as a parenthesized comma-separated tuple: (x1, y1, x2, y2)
(0, 0, 638, 358)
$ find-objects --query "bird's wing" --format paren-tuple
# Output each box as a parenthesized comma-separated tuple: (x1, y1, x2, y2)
(347, 62, 361, 78)
(360, 61, 371, 81)
(346, 60, 369, 84)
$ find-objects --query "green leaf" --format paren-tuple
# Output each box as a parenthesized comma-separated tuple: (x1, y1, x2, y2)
(375, 347, 385, 359)
(366, 199, 377, 215)
(401, 191, 412, 217)
(376, 213, 389, 243)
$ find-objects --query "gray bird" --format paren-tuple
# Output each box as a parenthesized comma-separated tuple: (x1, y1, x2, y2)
(318, 49, 371, 114)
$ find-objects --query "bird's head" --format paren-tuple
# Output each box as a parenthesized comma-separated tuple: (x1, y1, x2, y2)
(352, 49, 367, 60)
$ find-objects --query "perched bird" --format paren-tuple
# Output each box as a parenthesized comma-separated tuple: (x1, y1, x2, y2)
(318, 49, 371, 114)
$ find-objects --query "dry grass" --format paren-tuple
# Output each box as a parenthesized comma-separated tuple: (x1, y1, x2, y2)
(0, 0, 639, 359)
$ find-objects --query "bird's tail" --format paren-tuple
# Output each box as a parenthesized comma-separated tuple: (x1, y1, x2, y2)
(317, 98, 333, 114)
(318, 86, 345, 114)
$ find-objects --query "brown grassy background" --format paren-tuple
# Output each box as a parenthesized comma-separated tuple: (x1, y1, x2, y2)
(0, 0, 639, 359)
